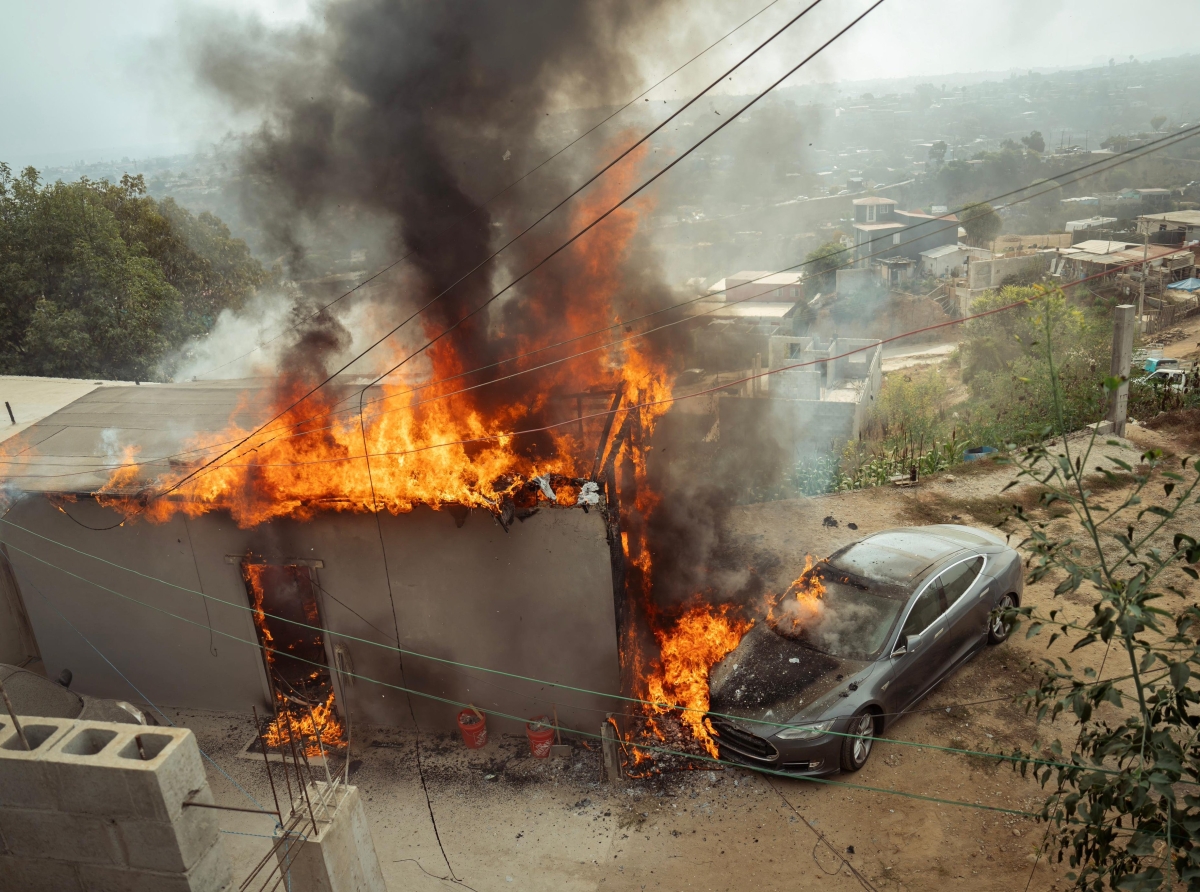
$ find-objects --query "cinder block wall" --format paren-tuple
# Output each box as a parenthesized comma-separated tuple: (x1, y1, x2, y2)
(0, 716, 232, 892)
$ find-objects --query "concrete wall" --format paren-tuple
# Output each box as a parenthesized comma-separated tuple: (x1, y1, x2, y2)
(0, 496, 620, 736)
(718, 396, 859, 457)
(967, 253, 1050, 291)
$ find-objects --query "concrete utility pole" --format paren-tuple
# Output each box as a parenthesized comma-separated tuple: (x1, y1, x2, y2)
(1107, 304, 1135, 436)
(1138, 229, 1149, 328)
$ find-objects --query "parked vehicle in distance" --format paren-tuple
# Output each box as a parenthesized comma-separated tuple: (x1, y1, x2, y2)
(1142, 357, 1180, 375)
(0, 663, 153, 725)
(1138, 368, 1189, 392)
(707, 525, 1021, 777)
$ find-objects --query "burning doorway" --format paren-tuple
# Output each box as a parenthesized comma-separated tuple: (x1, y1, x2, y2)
(241, 560, 345, 759)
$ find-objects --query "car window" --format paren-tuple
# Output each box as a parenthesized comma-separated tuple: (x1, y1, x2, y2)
(939, 557, 985, 605)
(900, 581, 948, 638)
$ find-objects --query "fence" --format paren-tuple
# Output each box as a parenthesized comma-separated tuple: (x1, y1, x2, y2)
(1145, 296, 1200, 334)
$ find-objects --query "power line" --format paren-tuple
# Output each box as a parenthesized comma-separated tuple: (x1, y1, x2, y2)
(186, 0, 791, 382)
(151, 263, 1147, 474)
(5, 118, 1196, 482)
(159, 0, 878, 499)
(75, 121, 1197, 484)
(0, 517, 1150, 777)
(8, 537, 1049, 819)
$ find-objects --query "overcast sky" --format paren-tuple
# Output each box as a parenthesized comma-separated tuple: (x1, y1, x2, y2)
(4, 0, 1200, 168)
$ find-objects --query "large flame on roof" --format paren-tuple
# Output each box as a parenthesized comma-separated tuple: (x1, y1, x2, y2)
(94, 143, 669, 528)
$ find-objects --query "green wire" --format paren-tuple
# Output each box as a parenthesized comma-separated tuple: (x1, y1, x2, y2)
(1, 533, 1128, 783)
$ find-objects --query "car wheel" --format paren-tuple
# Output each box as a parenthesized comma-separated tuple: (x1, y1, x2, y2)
(839, 710, 876, 773)
(989, 593, 1017, 644)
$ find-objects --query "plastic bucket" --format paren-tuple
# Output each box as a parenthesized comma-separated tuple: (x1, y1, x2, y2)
(457, 709, 488, 749)
(525, 716, 555, 758)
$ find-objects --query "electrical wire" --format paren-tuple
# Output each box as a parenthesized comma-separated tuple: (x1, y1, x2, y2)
(159, 0, 877, 499)
(131, 260, 1151, 475)
(22, 576, 271, 816)
(9, 539, 1051, 818)
(185, 0, 791, 383)
(0, 525, 1149, 779)
(4, 119, 1197, 482)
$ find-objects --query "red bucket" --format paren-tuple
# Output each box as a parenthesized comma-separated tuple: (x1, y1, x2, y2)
(457, 708, 488, 749)
(526, 716, 555, 758)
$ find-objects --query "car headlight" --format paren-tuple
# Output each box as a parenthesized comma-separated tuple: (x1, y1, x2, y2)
(775, 719, 835, 740)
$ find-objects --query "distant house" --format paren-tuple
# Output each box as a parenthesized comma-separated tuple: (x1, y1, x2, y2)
(1137, 210, 1200, 242)
(1136, 188, 1173, 213)
(708, 271, 805, 302)
(1065, 216, 1118, 233)
(919, 244, 993, 278)
(850, 197, 959, 265)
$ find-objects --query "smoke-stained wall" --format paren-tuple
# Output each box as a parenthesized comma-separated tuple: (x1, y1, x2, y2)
(2, 495, 619, 735)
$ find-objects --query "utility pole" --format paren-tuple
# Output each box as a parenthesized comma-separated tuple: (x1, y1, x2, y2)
(1138, 228, 1148, 329)
(1107, 304, 1135, 437)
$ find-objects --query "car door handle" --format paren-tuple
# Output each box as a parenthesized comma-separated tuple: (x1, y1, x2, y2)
(933, 626, 946, 640)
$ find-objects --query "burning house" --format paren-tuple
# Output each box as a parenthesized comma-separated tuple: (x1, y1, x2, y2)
(0, 377, 636, 746)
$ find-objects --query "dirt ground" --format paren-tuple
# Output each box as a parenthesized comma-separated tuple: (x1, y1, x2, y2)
(168, 401, 1199, 892)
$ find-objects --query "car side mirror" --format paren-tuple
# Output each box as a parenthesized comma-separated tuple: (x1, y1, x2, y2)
(891, 635, 911, 658)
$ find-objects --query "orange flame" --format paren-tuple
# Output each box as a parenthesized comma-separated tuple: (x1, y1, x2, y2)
(243, 563, 345, 758)
(645, 604, 752, 757)
(766, 555, 826, 636)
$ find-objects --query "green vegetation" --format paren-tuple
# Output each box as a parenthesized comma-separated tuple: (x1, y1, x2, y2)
(804, 241, 851, 292)
(960, 201, 1003, 247)
(0, 164, 267, 381)
(1004, 383, 1200, 889)
(778, 286, 1200, 498)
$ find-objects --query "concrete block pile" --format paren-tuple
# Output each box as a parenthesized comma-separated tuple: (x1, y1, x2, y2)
(0, 715, 232, 892)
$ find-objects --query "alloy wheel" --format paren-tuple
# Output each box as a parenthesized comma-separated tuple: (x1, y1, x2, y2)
(851, 712, 874, 765)
(992, 594, 1016, 639)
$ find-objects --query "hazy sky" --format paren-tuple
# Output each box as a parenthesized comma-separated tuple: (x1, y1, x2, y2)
(3, 0, 1199, 168)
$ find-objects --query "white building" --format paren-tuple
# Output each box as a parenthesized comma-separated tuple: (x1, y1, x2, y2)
(919, 244, 993, 278)
(1065, 216, 1118, 233)
(707, 271, 805, 302)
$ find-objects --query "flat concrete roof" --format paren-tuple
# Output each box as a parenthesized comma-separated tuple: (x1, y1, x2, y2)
(0, 378, 295, 494)
(0, 376, 136, 447)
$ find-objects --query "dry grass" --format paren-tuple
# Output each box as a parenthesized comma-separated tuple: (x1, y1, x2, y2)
(899, 470, 1136, 529)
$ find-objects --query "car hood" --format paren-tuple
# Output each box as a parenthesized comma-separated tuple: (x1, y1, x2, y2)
(708, 624, 874, 726)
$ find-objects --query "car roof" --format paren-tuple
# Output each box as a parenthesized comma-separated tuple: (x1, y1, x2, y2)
(827, 526, 996, 588)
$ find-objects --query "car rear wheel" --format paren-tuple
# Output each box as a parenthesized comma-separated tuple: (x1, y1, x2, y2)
(839, 710, 876, 773)
(989, 593, 1017, 644)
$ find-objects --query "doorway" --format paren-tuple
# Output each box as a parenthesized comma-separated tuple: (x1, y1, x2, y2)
(240, 561, 344, 758)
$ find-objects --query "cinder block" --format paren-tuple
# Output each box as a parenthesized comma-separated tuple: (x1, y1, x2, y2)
(0, 717, 77, 810)
(78, 834, 231, 892)
(0, 854, 85, 892)
(46, 723, 206, 822)
(0, 807, 121, 866)
(117, 800, 220, 872)
(275, 783, 385, 892)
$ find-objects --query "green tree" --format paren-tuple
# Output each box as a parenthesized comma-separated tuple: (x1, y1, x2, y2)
(961, 201, 1003, 247)
(1022, 130, 1046, 153)
(804, 241, 850, 292)
(928, 140, 948, 167)
(1001, 300, 1200, 889)
(0, 165, 266, 380)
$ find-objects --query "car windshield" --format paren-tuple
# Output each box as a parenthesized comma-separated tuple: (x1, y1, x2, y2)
(771, 566, 907, 660)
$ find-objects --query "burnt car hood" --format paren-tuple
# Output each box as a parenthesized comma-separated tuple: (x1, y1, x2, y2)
(708, 624, 876, 727)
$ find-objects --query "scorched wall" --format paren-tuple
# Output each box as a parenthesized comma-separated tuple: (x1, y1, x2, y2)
(1, 494, 620, 735)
